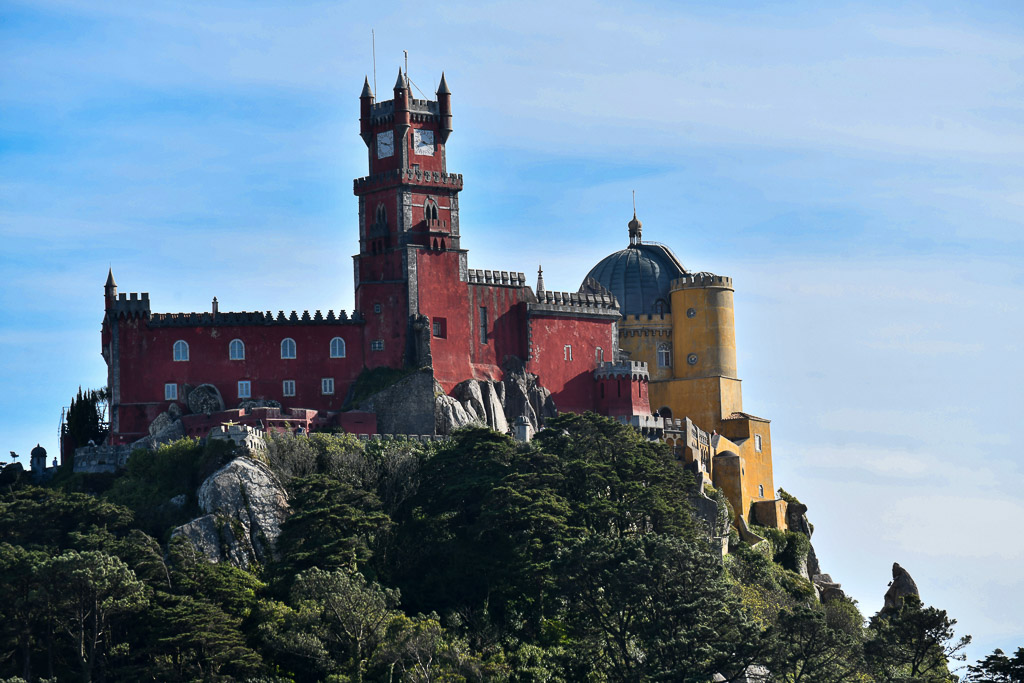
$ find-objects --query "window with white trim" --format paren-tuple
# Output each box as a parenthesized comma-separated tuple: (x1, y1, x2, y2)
(657, 343, 671, 368)
(282, 380, 295, 397)
(595, 346, 604, 364)
(229, 339, 245, 360)
(330, 337, 346, 358)
(321, 377, 335, 395)
(371, 339, 384, 351)
(755, 434, 762, 452)
(238, 381, 251, 398)
(281, 338, 296, 359)
(173, 340, 189, 361)
(563, 344, 572, 361)
(164, 383, 177, 400)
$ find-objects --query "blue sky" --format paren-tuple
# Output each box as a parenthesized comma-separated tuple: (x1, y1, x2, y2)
(2, 0, 1022, 666)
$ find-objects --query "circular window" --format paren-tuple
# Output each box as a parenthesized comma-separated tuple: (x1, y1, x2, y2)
(686, 307, 697, 318)
(687, 353, 698, 366)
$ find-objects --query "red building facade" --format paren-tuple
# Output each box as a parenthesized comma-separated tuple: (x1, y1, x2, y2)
(102, 72, 654, 443)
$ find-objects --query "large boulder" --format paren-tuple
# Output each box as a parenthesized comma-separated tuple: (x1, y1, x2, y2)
(435, 394, 478, 435)
(171, 457, 289, 568)
(786, 500, 813, 538)
(360, 369, 437, 435)
(480, 381, 509, 434)
(186, 383, 225, 415)
(453, 379, 486, 421)
(813, 573, 848, 603)
(883, 562, 920, 611)
(500, 356, 556, 432)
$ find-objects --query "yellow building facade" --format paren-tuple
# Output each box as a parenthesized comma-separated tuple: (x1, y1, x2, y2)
(585, 215, 786, 530)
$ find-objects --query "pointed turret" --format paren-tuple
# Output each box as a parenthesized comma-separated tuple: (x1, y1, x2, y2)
(393, 68, 411, 166)
(437, 71, 453, 143)
(359, 76, 375, 146)
(537, 264, 545, 294)
(628, 211, 643, 246)
(104, 268, 118, 309)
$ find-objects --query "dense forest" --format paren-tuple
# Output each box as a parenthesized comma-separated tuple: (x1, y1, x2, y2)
(1, 413, 1019, 682)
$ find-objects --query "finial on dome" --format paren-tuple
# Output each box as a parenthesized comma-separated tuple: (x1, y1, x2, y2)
(628, 191, 642, 245)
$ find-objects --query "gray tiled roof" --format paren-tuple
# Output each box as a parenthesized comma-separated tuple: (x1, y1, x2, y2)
(583, 242, 686, 316)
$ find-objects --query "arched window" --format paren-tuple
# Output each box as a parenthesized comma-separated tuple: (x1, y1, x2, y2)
(595, 346, 604, 364)
(330, 337, 346, 358)
(425, 200, 439, 222)
(657, 343, 671, 368)
(229, 339, 245, 360)
(659, 407, 673, 419)
(375, 203, 387, 226)
(281, 338, 296, 359)
(173, 340, 189, 362)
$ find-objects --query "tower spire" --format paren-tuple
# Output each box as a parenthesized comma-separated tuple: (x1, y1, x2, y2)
(537, 264, 545, 293)
(628, 191, 643, 246)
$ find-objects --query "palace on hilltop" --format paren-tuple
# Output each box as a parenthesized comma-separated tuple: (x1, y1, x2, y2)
(95, 70, 786, 532)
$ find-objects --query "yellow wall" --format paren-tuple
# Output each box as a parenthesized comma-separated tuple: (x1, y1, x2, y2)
(617, 314, 673, 382)
(670, 276, 737, 381)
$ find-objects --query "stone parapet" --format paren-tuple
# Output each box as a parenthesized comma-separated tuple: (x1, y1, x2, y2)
(671, 272, 733, 291)
(467, 269, 526, 287)
(354, 168, 464, 193)
(74, 444, 134, 474)
(594, 360, 650, 381)
(149, 309, 364, 328)
(109, 292, 151, 318)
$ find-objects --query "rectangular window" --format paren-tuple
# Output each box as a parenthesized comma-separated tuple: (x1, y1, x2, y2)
(433, 317, 447, 338)
(371, 339, 384, 351)
(164, 383, 177, 400)
(595, 346, 604, 364)
(479, 307, 488, 344)
(238, 381, 251, 398)
(564, 344, 573, 361)
(758, 484, 765, 498)
(374, 303, 382, 314)
(282, 380, 296, 397)
(755, 434, 763, 452)
(321, 378, 335, 395)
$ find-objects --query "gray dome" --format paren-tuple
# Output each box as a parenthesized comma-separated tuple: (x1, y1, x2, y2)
(584, 243, 686, 316)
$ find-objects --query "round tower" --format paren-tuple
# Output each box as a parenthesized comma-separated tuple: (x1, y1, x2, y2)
(670, 273, 737, 380)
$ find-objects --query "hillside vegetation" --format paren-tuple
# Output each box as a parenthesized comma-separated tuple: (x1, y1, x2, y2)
(0, 413, 1009, 682)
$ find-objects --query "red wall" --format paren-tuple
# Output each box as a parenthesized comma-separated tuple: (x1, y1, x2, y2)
(110, 315, 365, 442)
(526, 315, 615, 414)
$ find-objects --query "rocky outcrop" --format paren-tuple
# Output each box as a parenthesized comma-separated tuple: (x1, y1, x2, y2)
(185, 383, 225, 416)
(130, 409, 184, 451)
(813, 573, 848, 603)
(434, 358, 558, 436)
(785, 500, 813, 538)
(171, 457, 289, 568)
(883, 562, 920, 611)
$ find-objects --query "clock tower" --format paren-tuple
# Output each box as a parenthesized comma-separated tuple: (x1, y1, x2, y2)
(353, 70, 465, 369)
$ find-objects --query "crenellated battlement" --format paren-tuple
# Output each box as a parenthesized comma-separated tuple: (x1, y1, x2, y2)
(148, 309, 365, 328)
(354, 168, 463, 193)
(620, 312, 673, 325)
(594, 360, 650, 382)
(467, 269, 526, 287)
(535, 289, 616, 308)
(671, 272, 733, 291)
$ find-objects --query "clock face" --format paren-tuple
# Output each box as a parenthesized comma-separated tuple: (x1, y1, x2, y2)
(414, 129, 435, 156)
(376, 131, 394, 159)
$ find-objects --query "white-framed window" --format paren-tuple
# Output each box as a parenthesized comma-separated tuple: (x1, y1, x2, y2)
(563, 344, 572, 361)
(321, 377, 335, 395)
(229, 339, 245, 360)
(281, 338, 296, 359)
(758, 484, 765, 498)
(371, 339, 384, 351)
(282, 380, 296, 397)
(595, 346, 604, 364)
(755, 434, 763, 452)
(164, 383, 177, 400)
(238, 381, 251, 398)
(330, 337, 346, 358)
(657, 343, 672, 368)
(173, 340, 189, 361)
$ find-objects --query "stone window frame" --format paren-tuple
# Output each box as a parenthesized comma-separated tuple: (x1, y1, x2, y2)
(755, 434, 762, 452)
(595, 346, 604, 364)
(238, 380, 251, 399)
(173, 340, 189, 362)
(758, 484, 764, 498)
(330, 337, 346, 358)
(563, 344, 572, 361)
(282, 380, 296, 397)
(229, 338, 245, 360)
(321, 377, 335, 395)
(657, 342, 671, 368)
(281, 338, 297, 359)
(164, 383, 177, 401)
